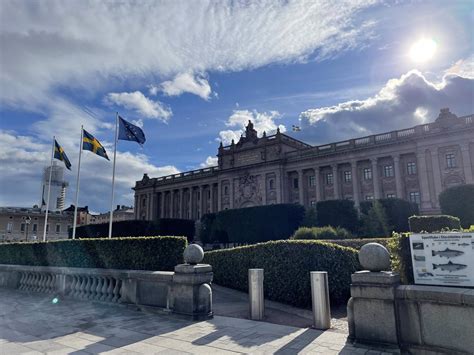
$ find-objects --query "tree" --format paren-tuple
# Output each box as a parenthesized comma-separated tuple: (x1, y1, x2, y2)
(360, 200, 392, 237)
(439, 184, 474, 228)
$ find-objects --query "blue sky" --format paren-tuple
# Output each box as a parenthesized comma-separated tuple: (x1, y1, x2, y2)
(1, 0, 473, 212)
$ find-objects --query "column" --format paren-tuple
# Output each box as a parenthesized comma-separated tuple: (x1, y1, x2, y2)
(314, 167, 321, 202)
(393, 155, 403, 199)
(275, 172, 282, 203)
(160, 192, 165, 218)
(229, 179, 234, 209)
(134, 195, 139, 219)
(179, 189, 184, 218)
(189, 188, 193, 219)
(217, 181, 222, 212)
(261, 174, 267, 205)
(147, 193, 152, 220)
(332, 164, 339, 200)
(170, 190, 175, 218)
(199, 186, 204, 218)
(430, 149, 442, 208)
(461, 143, 473, 183)
(210, 184, 214, 213)
(351, 161, 360, 207)
(416, 152, 432, 210)
(371, 158, 381, 200)
(298, 170, 304, 205)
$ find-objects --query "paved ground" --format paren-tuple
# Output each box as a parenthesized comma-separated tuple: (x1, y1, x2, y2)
(0, 288, 398, 354)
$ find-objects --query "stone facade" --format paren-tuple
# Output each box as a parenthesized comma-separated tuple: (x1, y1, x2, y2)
(134, 108, 474, 220)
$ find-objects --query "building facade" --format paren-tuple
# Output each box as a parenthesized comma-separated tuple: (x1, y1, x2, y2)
(41, 162, 68, 211)
(134, 108, 474, 220)
(0, 207, 73, 242)
(89, 205, 134, 225)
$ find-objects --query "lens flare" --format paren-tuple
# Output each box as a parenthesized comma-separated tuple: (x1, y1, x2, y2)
(52, 297, 59, 304)
(409, 38, 437, 63)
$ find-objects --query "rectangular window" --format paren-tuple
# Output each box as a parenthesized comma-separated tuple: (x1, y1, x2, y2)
(344, 171, 352, 183)
(326, 173, 333, 185)
(46, 224, 49, 233)
(7, 222, 13, 233)
(363, 168, 372, 180)
(365, 195, 374, 201)
(224, 185, 229, 196)
(308, 175, 316, 187)
(446, 153, 456, 168)
(409, 191, 421, 204)
(386, 193, 396, 199)
(56, 224, 61, 234)
(20, 223, 25, 232)
(407, 162, 417, 175)
(32, 224, 37, 232)
(293, 178, 299, 189)
(384, 165, 394, 178)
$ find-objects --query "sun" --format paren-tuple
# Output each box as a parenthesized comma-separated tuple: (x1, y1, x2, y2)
(409, 38, 437, 63)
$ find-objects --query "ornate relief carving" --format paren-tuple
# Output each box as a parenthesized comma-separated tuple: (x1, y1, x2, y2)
(235, 172, 262, 208)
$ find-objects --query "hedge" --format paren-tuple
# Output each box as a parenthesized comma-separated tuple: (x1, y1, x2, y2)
(408, 215, 461, 233)
(387, 232, 413, 284)
(204, 240, 359, 307)
(291, 226, 351, 240)
(316, 200, 359, 233)
(205, 204, 305, 243)
(360, 198, 419, 233)
(327, 237, 391, 250)
(73, 219, 195, 242)
(439, 184, 474, 228)
(0, 236, 187, 271)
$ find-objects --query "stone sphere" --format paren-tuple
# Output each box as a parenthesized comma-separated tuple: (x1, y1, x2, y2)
(359, 243, 391, 272)
(183, 244, 204, 265)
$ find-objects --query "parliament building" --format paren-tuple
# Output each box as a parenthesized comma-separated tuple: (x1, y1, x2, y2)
(133, 108, 474, 221)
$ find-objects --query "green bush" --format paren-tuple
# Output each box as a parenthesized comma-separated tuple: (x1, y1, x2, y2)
(387, 232, 413, 284)
(199, 213, 216, 244)
(73, 219, 195, 242)
(204, 240, 359, 306)
(327, 237, 391, 250)
(291, 226, 351, 240)
(439, 184, 474, 228)
(209, 204, 305, 243)
(360, 198, 419, 233)
(0, 236, 187, 271)
(316, 200, 359, 233)
(359, 200, 391, 237)
(408, 215, 461, 233)
(301, 207, 318, 227)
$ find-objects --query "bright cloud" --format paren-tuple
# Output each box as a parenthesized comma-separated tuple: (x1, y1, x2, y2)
(160, 73, 213, 100)
(298, 70, 474, 144)
(200, 156, 218, 168)
(218, 109, 286, 145)
(105, 91, 172, 121)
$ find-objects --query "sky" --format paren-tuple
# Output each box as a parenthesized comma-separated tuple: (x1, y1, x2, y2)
(0, 0, 473, 213)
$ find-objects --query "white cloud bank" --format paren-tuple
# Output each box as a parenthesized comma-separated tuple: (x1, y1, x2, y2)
(298, 70, 474, 144)
(200, 156, 218, 168)
(218, 110, 286, 145)
(159, 73, 213, 100)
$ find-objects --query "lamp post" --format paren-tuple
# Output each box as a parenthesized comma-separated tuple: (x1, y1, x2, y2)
(24, 216, 31, 242)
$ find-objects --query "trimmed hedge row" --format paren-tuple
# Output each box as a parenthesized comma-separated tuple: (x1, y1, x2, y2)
(387, 233, 413, 284)
(326, 237, 391, 250)
(0, 236, 187, 271)
(316, 200, 359, 233)
(439, 184, 474, 228)
(204, 240, 359, 306)
(73, 219, 195, 242)
(291, 226, 351, 240)
(360, 198, 419, 233)
(408, 215, 461, 233)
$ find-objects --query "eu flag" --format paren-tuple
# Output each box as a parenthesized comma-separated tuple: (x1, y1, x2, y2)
(54, 140, 72, 170)
(82, 129, 109, 160)
(118, 116, 146, 145)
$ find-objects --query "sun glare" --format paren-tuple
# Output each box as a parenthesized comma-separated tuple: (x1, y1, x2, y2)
(409, 38, 437, 63)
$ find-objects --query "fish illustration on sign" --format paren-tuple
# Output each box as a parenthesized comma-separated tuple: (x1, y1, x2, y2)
(431, 248, 464, 258)
(458, 243, 470, 247)
(414, 255, 426, 261)
(432, 261, 467, 272)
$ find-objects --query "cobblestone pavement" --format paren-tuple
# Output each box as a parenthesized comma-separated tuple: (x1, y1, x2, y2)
(0, 288, 398, 354)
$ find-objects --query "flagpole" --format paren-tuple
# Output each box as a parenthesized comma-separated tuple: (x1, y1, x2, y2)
(72, 126, 84, 239)
(108, 112, 119, 239)
(42, 137, 55, 242)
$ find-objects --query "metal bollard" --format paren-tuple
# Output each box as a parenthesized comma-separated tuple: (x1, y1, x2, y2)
(248, 269, 264, 320)
(310, 271, 331, 330)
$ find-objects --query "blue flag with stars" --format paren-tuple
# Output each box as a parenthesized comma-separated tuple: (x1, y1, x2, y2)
(118, 116, 146, 145)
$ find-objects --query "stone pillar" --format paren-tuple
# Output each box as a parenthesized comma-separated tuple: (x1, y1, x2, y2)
(430, 148, 443, 208)
(332, 164, 339, 199)
(351, 161, 359, 207)
(134, 195, 139, 219)
(199, 186, 204, 218)
(275, 172, 282, 203)
(217, 181, 222, 212)
(461, 143, 474, 183)
(209, 184, 214, 213)
(170, 190, 175, 218)
(229, 179, 234, 209)
(314, 167, 321, 202)
(261, 174, 267, 205)
(171, 244, 213, 320)
(371, 158, 381, 199)
(347, 243, 400, 348)
(393, 155, 403, 199)
(179, 189, 184, 218)
(148, 193, 152, 220)
(189, 188, 193, 219)
(298, 170, 304, 205)
(160, 192, 165, 218)
(416, 152, 432, 210)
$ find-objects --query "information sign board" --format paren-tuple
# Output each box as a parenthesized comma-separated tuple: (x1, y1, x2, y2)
(410, 232, 474, 287)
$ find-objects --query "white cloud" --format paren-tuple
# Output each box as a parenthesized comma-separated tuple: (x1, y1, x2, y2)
(445, 55, 474, 79)
(160, 72, 213, 100)
(298, 70, 474, 144)
(200, 156, 218, 168)
(218, 109, 286, 145)
(105, 91, 172, 122)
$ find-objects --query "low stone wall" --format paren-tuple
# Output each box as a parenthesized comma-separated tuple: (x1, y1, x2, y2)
(0, 248, 213, 320)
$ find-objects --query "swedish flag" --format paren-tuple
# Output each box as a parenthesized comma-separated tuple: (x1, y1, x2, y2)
(82, 129, 109, 160)
(54, 140, 72, 170)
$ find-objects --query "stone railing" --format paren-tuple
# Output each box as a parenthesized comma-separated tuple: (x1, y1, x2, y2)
(0, 244, 213, 320)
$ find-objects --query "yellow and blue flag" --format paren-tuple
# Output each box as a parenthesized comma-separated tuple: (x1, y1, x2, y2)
(54, 139, 72, 170)
(82, 129, 109, 160)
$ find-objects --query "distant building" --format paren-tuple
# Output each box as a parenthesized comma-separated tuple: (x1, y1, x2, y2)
(89, 205, 134, 225)
(0, 206, 73, 242)
(41, 162, 68, 211)
(63, 205, 93, 226)
(134, 108, 474, 220)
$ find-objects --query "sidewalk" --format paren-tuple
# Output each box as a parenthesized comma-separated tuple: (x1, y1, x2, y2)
(0, 288, 398, 354)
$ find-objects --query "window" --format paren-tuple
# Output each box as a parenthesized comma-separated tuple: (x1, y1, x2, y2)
(224, 185, 229, 196)
(365, 195, 374, 201)
(7, 222, 13, 233)
(46, 224, 49, 233)
(269, 179, 275, 190)
(363, 168, 372, 180)
(384, 165, 394, 177)
(56, 224, 61, 234)
(446, 153, 456, 168)
(32, 224, 37, 232)
(326, 173, 333, 185)
(409, 191, 421, 204)
(407, 162, 417, 175)
(386, 193, 396, 199)
(20, 223, 25, 232)
(293, 178, 299, 189)
(344, 171, 352, 183)
(308, 175, 316, 187)
(142, 198, 146, 207)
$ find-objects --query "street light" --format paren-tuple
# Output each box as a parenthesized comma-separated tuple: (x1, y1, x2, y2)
(24, 216, 31, 242)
